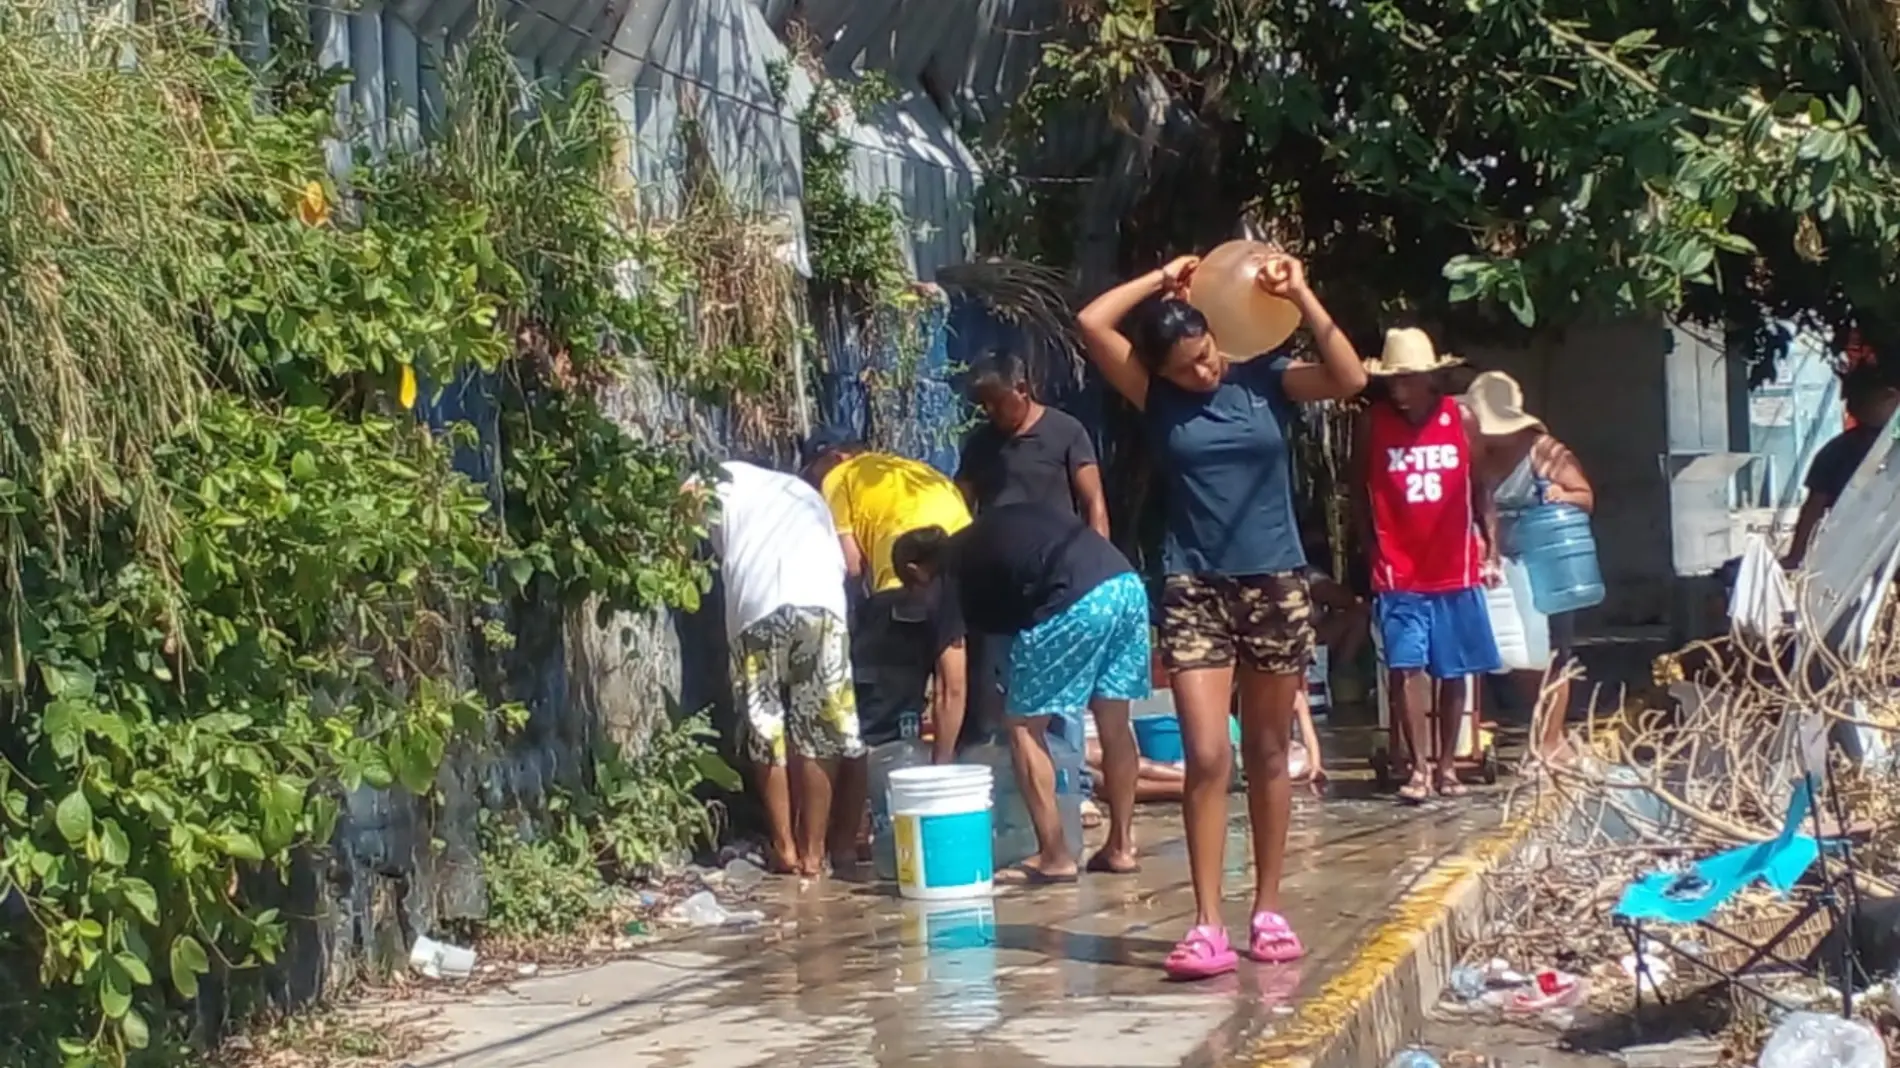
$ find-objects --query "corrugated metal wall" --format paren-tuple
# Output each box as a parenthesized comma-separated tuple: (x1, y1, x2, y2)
(193, 0, 1049, 1020)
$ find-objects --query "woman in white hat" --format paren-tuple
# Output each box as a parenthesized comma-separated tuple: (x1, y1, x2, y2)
(1353, 329, 1503, 803)
(1464, 370, 1594, 765)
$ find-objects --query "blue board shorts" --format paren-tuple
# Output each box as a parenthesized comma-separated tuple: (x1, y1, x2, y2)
(1376, 587, 1503, 680)
(1007, 572, 1153, 720)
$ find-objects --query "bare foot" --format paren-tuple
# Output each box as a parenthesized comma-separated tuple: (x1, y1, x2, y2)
(766, 847, 800, 875)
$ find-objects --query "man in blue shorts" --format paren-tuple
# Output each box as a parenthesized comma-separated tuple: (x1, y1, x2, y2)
(893, 502, 1149, 883)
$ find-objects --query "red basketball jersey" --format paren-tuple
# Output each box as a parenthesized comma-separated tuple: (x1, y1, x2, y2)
(1366, 395, 1483, 593)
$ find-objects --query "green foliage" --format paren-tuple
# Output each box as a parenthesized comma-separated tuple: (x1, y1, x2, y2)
(798, 72, 911, 299)
(1008, 0, 1900, 348)
(476, 715, 736, 940)
(0, 7, 729, 1066)
(372, 28, 718, 616)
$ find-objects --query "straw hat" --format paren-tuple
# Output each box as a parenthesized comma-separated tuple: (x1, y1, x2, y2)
(1365, 327, 1464, 376)
(1463, 370, 1545, 436)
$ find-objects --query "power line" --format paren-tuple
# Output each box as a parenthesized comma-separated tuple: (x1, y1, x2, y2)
(383, 0, 1092, 186)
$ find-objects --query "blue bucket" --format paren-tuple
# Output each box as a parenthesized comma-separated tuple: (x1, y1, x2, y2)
(1134, 714, 1243, 763)
(1134, 715, 1184, 762)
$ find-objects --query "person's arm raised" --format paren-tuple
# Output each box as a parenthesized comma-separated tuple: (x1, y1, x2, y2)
(1266, 255, 1369, 403)
(1076, 257, 1199, 411)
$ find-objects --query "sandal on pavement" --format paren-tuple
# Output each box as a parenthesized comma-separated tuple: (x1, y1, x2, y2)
(1165, 925, 1239, 981)
(993, 864, 1079, 887)
(1397, 776, 1433, 805)
(1435, 774, 1470, 798)
(1085, 849, 1141, 876)
(1249, 911, 1306, 964)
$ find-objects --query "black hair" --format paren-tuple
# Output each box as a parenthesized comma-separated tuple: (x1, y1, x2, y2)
(1126, 298, 1210, 372)
(891, 525, 952, 577)
(968, 351, 1032, 396)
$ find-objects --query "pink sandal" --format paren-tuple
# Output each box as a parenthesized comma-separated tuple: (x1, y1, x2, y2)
(1249, 911, 1306, 964)
(1164, 924, 1239, 981)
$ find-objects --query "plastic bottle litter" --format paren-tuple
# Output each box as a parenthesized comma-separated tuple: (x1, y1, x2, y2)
(1384, 1048, 1442, 1068)
(723, 856, 766, 893)
(1757, 1012, 1886, 1068)
(408, 935, 477, 980)
(1446, 964, 1486, 1002)
(668, 890, 765, 929)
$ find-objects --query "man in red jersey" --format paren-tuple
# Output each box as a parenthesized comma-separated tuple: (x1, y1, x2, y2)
(1352, 328, 1502, 803)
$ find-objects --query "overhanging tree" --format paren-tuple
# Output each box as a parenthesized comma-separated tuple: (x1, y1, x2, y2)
(989, 0, 1900, 362)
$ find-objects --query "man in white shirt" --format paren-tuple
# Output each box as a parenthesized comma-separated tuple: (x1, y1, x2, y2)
(708, 461, 862, 876)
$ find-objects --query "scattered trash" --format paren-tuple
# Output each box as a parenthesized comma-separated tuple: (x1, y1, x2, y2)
(1504, 969, 1585, 1015)
(408, 935, 477, 980)
(723, 856, 767, 893)
(1619, 951, 1672, 993)
(666, 890, 766, 928)
(1446, 964, 1486, 1002)
(515, 963, 539, 978)
(1757, 1011, 1886, 1068)
(636, 890, 664, 909)
(1384, 1048, 1441, 1068)
(623, 920, 648, 936)
(1483, 957, 1528, 987)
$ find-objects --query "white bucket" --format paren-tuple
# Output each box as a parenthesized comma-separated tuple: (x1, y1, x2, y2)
(889, 764, 995, 901)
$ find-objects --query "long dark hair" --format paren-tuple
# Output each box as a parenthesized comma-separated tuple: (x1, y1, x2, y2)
(1126, 298, 1209, 371)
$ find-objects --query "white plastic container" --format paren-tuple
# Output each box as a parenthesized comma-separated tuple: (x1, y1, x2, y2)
(967, 737, 1084, 870)
(868, 739, 930, 881)
(889, 765, 996, 900)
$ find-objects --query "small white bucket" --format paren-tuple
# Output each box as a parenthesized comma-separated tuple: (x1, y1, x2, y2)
(889, 764, 994, 901)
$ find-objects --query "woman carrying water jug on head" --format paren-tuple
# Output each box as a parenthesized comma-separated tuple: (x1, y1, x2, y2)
(1076, 244, 1368, 981)
(1464, 370, 1596, 768)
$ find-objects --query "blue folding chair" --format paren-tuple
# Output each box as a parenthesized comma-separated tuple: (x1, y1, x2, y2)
(1614, 772, 1861, 1018)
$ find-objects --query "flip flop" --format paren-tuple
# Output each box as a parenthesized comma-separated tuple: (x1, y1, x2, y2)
(993, 864, 1079, 887)
(1435, 776, 1470, 798)
(1165, 925, 1239, 981)
(1085, 849, 1141, 876)
(1397, 777, 1433, 805)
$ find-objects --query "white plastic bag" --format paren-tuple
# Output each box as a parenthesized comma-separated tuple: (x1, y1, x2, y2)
(1730, 533, 1795, 641)
(1757, 1011, 1886, 1068)
(1484, 557, 1552, 672)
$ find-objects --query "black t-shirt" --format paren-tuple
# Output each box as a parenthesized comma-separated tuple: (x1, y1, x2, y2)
(956, 407, 1097, 514)
(851, 583, 964, 747)
(1805, 424, 1881, 500)
(950, 502, 1133, 635)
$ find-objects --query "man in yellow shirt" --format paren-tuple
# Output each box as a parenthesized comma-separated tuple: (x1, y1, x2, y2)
(801, 429, 973, 867)
(799, 431, 973, 593)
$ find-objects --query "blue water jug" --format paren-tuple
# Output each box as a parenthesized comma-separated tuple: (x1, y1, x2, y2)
(1513, 498, 1606, 615)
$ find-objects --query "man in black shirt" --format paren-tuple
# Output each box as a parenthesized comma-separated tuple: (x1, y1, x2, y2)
(850, 582, 966, 764)
(956, 353, 1110, 535)
(955, 353, 1111, 757)
(893, 503, 1149, 884)
(1785, 360, 1900, 569)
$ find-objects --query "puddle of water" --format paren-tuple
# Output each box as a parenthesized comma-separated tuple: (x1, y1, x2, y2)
(897, 900, 1000, 1036)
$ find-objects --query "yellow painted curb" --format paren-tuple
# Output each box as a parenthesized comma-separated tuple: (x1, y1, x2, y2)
(1237, 808, 1543, 1068)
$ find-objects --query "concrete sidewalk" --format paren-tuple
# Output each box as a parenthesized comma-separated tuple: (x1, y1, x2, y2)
(405, 783, 1512, 1068)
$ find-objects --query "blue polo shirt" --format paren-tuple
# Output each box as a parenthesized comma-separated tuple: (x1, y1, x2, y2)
(1145, 354, 1305, 577)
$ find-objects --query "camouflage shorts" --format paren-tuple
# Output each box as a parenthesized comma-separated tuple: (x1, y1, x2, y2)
(1159, 571, 1315, 676)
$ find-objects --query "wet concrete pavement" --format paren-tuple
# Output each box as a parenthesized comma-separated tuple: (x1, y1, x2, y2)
(412, 783, 1506, 1068)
